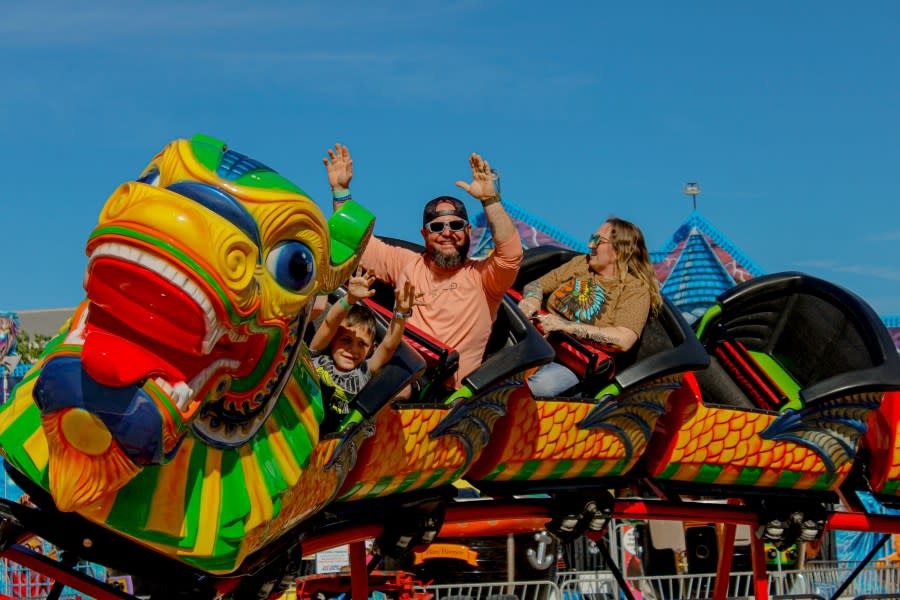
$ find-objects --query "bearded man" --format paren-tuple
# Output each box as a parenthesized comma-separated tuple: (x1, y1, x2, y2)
(325, 145, 522, 388)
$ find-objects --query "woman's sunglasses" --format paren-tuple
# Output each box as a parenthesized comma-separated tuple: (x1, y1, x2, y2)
(426, 219, 468, 233)
(588, 233, 610, 246)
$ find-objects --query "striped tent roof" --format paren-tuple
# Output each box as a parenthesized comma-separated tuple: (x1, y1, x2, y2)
(651, 211, 766, 322)
(884, 316, 900, 352)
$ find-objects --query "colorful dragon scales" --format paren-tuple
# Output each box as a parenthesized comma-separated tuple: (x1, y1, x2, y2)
(0, 135, 374, 573)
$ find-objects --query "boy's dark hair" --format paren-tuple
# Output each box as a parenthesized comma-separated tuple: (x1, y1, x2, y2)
(342, 302, 377, 340)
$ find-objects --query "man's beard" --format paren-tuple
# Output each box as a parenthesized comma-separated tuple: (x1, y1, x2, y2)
(431, 237, 470, 269)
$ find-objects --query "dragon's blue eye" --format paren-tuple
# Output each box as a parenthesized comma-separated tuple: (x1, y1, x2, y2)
(266, 241, 316, 292)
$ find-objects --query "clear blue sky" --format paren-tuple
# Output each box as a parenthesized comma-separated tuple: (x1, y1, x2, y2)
(3, 1, 899, 317)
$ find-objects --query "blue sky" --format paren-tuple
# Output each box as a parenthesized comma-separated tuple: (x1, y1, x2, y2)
(3, 1, 899, 317)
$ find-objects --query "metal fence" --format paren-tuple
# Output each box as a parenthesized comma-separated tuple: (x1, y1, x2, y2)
(424, 563, 900, 600)
(426, 579, 561, 600)
(554, 563, 900, 600)
(2, 560, 898, 599)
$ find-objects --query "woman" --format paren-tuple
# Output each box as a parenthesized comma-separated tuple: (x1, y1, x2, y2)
(518, 217, 662, 397)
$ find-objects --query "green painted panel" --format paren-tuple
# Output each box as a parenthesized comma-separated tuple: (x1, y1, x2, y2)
(547, 460, 575, 479)
(747, 351, 802, 411)
(734, 466, 763, 486)
(217, 450, 251, 540)
(106, 463, 161, 536)
(515, 460, 543, 481)
(696, 463, 723, 484)
(774, 469, 803, 488)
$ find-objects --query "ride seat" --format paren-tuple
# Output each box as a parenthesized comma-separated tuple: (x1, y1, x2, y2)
(702, 325, 794, 411)
(696, 271, 900, 411)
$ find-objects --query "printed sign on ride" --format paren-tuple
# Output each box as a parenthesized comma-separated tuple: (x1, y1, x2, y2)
(413, 542, 480, 567)
(315, 545, 350, 574)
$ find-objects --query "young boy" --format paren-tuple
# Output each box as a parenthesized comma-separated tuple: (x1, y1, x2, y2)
(309, 269, 415, 433)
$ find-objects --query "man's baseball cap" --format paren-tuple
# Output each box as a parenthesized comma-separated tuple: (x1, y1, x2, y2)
(422, 196, 468, 227)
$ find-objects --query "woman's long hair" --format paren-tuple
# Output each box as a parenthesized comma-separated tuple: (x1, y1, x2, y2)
(606, 217, 663, 315)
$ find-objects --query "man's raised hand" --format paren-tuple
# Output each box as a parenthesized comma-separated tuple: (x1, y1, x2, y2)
(455, 152, 497, 202)
(324, 143, 353, 191)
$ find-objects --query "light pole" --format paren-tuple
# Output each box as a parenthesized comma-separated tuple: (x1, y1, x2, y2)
(684, 182, 701, 211)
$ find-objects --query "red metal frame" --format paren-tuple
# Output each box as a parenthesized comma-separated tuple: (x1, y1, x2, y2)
(1, 545, 134, 599)
(6, 497, 900, 600)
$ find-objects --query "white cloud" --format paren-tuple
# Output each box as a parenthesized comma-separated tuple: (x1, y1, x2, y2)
(867, 229, 900, 242)
(0, 2, 478, 46)
(793, 260, 900, 282)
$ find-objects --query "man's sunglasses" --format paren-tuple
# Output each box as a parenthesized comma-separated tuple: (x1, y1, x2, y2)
(426, 219, 468, 233)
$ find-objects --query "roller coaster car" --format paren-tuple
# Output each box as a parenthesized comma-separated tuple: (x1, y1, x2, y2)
(323, 239, 554, 537)
(459, 247, 708, 532)
(644, 272, 900, 502)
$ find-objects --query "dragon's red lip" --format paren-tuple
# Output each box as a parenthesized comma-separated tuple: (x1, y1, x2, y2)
(80, 245, 263, 410)
(86, 258, 210, 358)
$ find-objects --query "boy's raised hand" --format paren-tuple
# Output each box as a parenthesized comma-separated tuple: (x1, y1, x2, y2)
(346, 268, 376, 303)
(394, 281, 416, 315)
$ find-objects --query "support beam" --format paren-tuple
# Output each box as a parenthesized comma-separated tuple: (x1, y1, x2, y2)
(349, 540, 369, 600)
(713, 522, 736, 600)
(750, 533, 769, 600)
(829, 533, 890, 600)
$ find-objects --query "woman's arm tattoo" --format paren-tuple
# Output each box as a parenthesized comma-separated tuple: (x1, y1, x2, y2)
(522, 281, 543, 300)
(568, 323, 618, 346)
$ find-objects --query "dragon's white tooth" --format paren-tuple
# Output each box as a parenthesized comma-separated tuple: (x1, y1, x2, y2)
(228, 330, 248, 343)
(173, 382, 194, 411)
(190, 288, 212, 316)
(154, 378, 173, 394)
(204, 325, 227, 353)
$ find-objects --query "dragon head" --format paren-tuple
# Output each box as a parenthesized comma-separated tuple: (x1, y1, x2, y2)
(33, 135, 372, 510)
